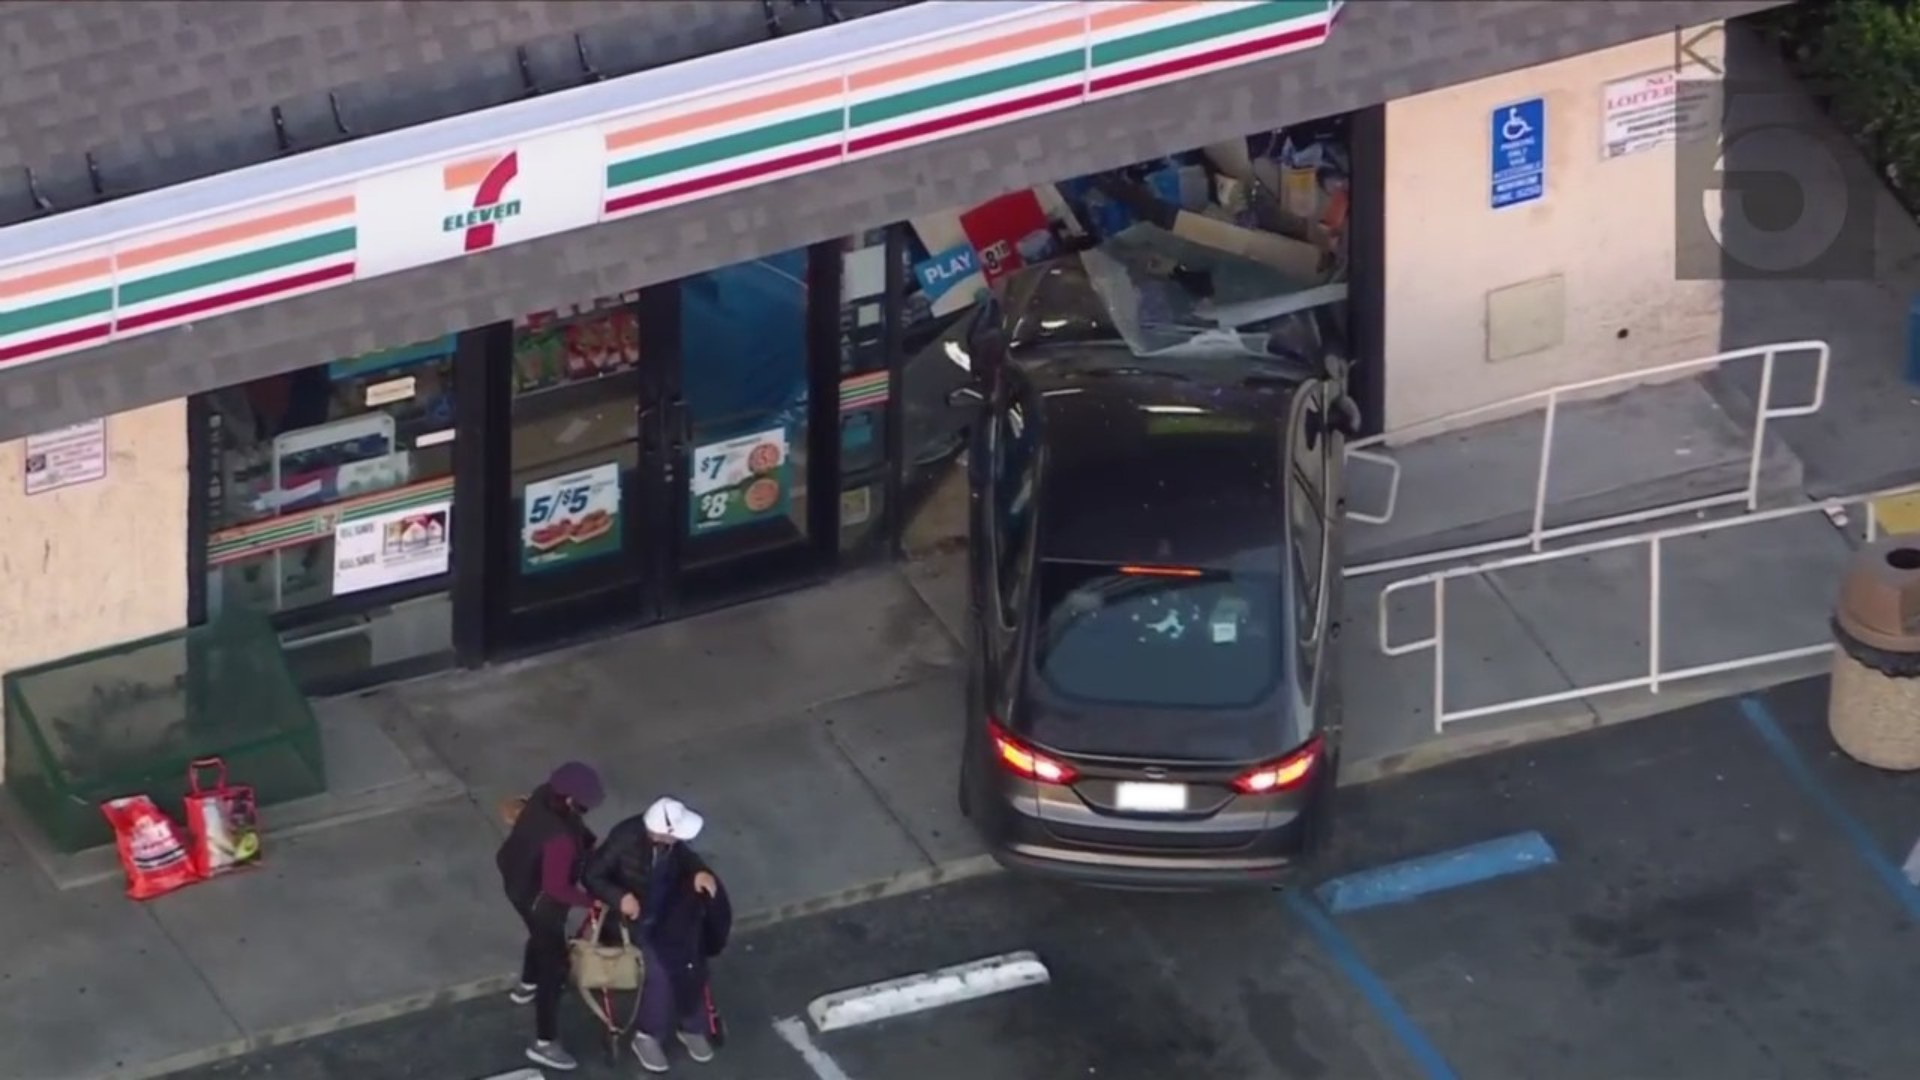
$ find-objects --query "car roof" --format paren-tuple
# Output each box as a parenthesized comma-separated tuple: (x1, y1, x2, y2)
(1022, 358, 1300, 569)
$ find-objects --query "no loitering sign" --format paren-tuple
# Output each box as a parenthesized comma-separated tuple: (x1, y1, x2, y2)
(1601, 68, 1716, 161)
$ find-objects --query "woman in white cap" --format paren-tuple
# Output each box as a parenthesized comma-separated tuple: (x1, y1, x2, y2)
(581, 796, 731, 1073)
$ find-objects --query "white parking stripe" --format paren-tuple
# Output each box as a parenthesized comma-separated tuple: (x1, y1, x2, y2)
(475, 1071, 544, 1080)
(805, 950, 1050, 1032)
(775, 1016, 855, 1080)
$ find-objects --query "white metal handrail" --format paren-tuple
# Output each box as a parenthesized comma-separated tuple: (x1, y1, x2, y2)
(1343, 340, 1831, 578)
(1343, 447, 1401, 525)
(1376, 481, 1920, 732)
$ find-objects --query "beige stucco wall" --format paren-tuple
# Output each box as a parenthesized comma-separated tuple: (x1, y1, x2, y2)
(1381, 26, 1728, 433)
(0, 401, 188, 776)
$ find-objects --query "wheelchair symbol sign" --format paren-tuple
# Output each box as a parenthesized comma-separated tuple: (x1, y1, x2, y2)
(1490, 97, 1546, 210)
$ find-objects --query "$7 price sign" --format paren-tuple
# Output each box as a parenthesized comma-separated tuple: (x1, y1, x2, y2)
(528, 484, 590, 525)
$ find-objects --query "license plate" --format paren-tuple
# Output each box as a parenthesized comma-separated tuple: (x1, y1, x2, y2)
(1113, 781, 1188, 812)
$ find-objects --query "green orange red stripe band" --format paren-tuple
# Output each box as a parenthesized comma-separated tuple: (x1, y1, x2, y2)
(848, 84, 1081, 156)
(117, 263, 355, 333)
(0, 322, 112, 365)
(1090, 23, 1327, 95)
(606, 145, 844, 215)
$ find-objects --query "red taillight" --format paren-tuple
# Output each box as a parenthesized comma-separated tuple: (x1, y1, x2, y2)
(1118, 564, 1203, 577)
(1231, 737, 1322, 794)
(988, 719, 1078, 785)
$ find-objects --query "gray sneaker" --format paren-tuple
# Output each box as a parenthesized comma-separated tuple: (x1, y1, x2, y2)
(508, 982, 537, 1005)
(526, 1040, 578, 1071)
(632, 1033, 670, 1073)
(678, 1030, 715, 1063)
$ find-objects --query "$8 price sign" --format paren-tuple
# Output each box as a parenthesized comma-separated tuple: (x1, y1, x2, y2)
(691, 447, 733, 518)
(528, 483, 590, 525)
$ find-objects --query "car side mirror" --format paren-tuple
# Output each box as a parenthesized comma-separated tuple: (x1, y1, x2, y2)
(947, 385, 986, 409)
(1332, 395, 1364, 438)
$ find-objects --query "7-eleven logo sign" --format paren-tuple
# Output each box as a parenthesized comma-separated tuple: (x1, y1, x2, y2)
(441, 151, 522, 252)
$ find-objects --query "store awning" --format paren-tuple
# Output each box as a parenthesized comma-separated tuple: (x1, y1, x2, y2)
(0, 1, 1340, 375)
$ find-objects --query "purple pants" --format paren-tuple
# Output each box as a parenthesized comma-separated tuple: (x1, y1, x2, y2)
(637, 941, 707, 1039)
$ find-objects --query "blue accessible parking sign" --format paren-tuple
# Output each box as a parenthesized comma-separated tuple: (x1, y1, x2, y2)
(1490, 97, 1545, 210)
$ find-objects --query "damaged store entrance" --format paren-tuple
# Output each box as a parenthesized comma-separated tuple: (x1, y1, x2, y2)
(478, 245, 840, 656)
(894, 109, 1379, 550)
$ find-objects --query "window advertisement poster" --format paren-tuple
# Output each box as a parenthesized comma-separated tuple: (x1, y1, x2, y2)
(521, 462, 622, 573)
(689, 426, 789, 535)
(24, 418, 107, 495)
(332, 501, 451, 595)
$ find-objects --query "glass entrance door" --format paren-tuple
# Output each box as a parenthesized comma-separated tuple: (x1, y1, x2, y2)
(490, 296, 654, 651)
(481, 247, 838, 658)
(669, 247, 826, 608)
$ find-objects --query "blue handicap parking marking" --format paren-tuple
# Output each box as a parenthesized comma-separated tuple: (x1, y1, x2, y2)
(1316, 830, 1559, 915)
(1280, 831, 1558, 1080)
(1740, 695, 1920, 922)
(1490, 97, 1546, 209)
(1284, 890, 1463, 1080)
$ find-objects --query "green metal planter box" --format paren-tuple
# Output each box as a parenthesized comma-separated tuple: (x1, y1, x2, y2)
(3, 612, 325, 855)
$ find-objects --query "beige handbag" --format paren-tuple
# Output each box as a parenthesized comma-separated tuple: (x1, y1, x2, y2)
(571, 909, 644, 994)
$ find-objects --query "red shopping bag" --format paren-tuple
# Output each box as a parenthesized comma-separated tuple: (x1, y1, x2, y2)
(101, 794, 202, 900)
(183, 757, 262, 878)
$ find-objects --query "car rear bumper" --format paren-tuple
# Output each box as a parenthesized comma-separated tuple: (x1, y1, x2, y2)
(972, 786, 1324, 891)
(987, 841, 1300, 891)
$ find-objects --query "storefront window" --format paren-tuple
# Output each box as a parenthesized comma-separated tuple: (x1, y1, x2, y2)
(896, 114, 1356, 549)
(512, 293, 641, 396)
(202, 338, 458, 618)
(505, 297, 644, 613)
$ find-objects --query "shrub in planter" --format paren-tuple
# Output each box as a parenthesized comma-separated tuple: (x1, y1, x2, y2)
(1802, 0, 1920, 202)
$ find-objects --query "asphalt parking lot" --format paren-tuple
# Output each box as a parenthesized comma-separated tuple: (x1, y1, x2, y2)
(168, 870, 1405, 1080)
(1314, 676, 1920, 1080)
(165, 677, 1920, 1080)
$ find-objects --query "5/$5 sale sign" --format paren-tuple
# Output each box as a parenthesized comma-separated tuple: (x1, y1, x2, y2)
(522, 462, 622, 573)
(689, 426, 790, 535)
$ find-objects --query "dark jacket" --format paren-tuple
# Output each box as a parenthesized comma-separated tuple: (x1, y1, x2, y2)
(581, 816, 710, 917)
(495, 783, 596, 912)
(581, 815, 731, 983)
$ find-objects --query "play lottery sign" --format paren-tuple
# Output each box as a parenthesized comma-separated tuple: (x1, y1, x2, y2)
(689, 426, 789, 535)
(522, 462, 621, 572)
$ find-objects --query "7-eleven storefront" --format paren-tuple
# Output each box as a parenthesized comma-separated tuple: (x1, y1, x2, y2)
(0, 0, 1753, 727)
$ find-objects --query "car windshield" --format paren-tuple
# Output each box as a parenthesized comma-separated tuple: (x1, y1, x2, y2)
(1034, 561, 1284, 710)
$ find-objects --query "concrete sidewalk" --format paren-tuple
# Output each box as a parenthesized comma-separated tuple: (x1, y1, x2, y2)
(0, 396, 1885, 1080)
(0, 385, 1891, 1080)
(0, 514, 1859, 1080)
(151, 675, 1920, 1080)
(0, 568, 997, 1080)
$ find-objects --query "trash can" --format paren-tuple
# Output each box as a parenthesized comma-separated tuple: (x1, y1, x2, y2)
(1828, 535, 1920, 770)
